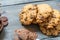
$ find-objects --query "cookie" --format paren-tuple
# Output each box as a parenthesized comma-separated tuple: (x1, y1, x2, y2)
(39, 9, 60, 36)
(40, 26, 47, 34)
(19, 4, 37, 25)
(0, 16, 8, 32)
(47, 9, 60, 28)
(40, 26, 58, 36)
(56, 24, 60, 33)
(15, 29, 37, 40)
(36, 4, 53, 24)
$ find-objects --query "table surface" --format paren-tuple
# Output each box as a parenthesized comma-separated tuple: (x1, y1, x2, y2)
(0, 1, 60, 40)
(1, 0, 44, 6)
(1, 0, 60, 6)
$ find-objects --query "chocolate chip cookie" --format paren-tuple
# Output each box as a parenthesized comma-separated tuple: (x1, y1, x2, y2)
(47, 9, 60, 28)
(39, 9, 60, 36)
(36, 4, 53, 24)
(19, 4, 37, 25)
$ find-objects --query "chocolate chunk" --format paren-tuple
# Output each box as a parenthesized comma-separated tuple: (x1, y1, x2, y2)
(30, 15, 34, 19)
(29, 8, 35, 10)
(40, 14, 41, 15)
(22, 12, 25, 14)
(24, 17, 27, 21)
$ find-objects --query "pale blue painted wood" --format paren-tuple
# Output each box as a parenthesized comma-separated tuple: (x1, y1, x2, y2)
(1, 0, 44, 5)
(1, 0, 60, 6)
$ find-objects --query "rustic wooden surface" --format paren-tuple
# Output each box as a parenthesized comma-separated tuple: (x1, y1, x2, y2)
(1, 0, 44, 6)
(1, 0, 60, 6)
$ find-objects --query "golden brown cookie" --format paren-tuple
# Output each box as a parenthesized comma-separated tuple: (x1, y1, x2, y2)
(40, 26, 47, 34)
(39, 26, 59, 36)
(36, 4, 53, 24)
(39, 9, 60, 36)
(47, 9, 60, 28)
(19, 4, 37, 25)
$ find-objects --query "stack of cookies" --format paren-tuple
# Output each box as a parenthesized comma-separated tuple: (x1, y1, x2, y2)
(19, 4, 60, 36)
